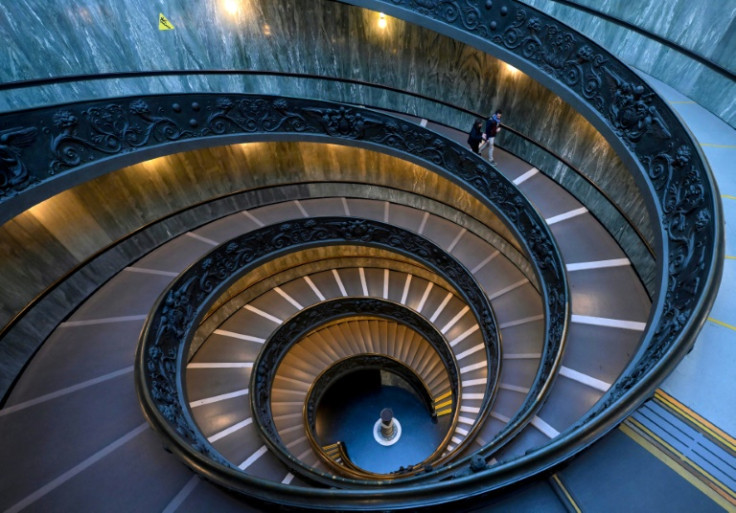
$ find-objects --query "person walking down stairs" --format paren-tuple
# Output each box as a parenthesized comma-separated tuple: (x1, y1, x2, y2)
(480, 109, 503, 164)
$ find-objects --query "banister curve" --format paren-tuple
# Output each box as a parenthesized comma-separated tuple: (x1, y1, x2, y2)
(0, 1, 723, 510)
(250, 298, 465, 484)
(335, 0, 722, 483)
(133, 95, 568, 507)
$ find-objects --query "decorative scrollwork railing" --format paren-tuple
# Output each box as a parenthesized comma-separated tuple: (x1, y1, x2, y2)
(252, 299, 463, 482)
(132, 93, 567, 507)
(339, 0, 722, 481)
(141, 217, 501, 487)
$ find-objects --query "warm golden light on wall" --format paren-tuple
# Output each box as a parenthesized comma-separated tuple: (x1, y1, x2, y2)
(137, 156, 168, 174)
(26, 196, 59, 222)
(505, 63, 520, 75)
(378, 13, 387, 29)
(224, 0, 240, 15)
(220, 0, 259, 24)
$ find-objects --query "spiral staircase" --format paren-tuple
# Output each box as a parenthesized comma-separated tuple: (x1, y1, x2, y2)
(0, 1, 730, 512)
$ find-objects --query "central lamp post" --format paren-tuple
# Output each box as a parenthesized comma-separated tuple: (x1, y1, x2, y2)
(373, 407, 402, 446)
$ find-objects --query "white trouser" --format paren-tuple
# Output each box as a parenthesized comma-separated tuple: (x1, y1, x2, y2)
(480, 136, 495, 161)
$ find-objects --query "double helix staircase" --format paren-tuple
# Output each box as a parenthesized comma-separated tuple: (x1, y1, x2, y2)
(176, 150, 651, 483)
(0, 2, 723, 511)
(1, 139, 653, 509)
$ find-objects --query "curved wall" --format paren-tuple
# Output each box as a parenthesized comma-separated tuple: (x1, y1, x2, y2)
(0, 3, 720, 508)
(0, 0, 653, 255)
(519, 0, 736, 128)
(0, 141, 534, 398)
(0, 141, 525, 323)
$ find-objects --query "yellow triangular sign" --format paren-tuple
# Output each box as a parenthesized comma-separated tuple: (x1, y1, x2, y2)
(158, 13, 174, 31)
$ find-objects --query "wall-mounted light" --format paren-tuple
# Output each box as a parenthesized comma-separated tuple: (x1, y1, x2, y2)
(224, 0, 239, 15)
(378, 12, 387, 29)
(263, 24, 271, 36)
(505, 63, 520, 75)
(136, 156, 168, 176)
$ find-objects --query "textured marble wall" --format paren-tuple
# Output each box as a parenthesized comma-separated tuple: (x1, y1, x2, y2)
(0, 0, 654, 247)
(0, 0, 495, 115)
(572, 0, 736, 73)
(0, 141, 533, 397)
(0, 141, 528, 324)
(520, 0, 736, 128)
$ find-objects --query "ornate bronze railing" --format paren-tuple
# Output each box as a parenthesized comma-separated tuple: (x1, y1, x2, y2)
(133, 93, 568, 507)
(333, 0, 722, 487)
(141, 216, 505, 488)
(252, 299, 465, 483)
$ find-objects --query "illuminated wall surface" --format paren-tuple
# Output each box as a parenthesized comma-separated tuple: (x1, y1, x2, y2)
(0, 1, 733, 511)
(520, 0, 736, 128)
(0, 0, 655, 292)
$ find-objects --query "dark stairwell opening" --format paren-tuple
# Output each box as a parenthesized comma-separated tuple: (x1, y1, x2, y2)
(313, 366, 450, 474)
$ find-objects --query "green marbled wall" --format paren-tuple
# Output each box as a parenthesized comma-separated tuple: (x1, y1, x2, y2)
(519, 0, 736, 128)
(0, 0, 654, 281)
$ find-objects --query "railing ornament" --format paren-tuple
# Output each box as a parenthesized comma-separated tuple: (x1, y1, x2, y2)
(129, 93, 567, 503)
(0, 126, 38, 196)
(337, 0, 720, 475)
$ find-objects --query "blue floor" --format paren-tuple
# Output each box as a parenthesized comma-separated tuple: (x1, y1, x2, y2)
(317, 385, 446, 474)
(560, 429, 725, 513)
(637, 71, 736, 438)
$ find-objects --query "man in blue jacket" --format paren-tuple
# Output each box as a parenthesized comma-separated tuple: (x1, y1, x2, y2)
(480, 109, 502, 164)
